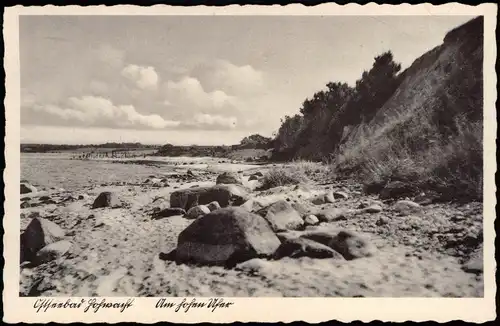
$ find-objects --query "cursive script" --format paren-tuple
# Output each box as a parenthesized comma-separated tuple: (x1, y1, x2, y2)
(34, 299, 85, 313)
(33, 298, 135, 313)
(155, 297, 234, 312)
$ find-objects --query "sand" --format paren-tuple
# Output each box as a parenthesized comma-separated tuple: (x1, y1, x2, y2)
(19, 156, 483, 297)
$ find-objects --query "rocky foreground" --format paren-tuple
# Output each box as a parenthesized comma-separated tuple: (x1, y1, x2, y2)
(19, 165, 483, 297)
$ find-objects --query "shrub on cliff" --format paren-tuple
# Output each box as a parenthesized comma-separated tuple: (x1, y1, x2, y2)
(259, 166, 309, 190)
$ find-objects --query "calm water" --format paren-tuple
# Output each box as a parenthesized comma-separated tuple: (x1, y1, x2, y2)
(21, 153, 174, 191)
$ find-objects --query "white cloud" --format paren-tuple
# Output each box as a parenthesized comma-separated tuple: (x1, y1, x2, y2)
(31, 95, 180, 130)
(165, 76, 237, 111)
(122, 64, 159, 90)
(157, 60, 269, 132)
(191, 60, 265, 96)
(21, 92, 37, 108)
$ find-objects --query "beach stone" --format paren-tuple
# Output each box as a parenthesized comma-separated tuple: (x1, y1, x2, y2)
(257, 200, 304, 232)
(21, 217, 65, 263)
(311, 191, 335, 205)
(35, 240, 72, 264)
(361, 204, 383, 214)
(235, 258, 274, 274)
(273, 237, 345, 260)
(248, 175, 259, 181)
(91, 191, 121, 209)
(21, 183, 37, 194)
(393, 200, 422, 214)
(27, 277, 55, 297)
(276, 231, 299, 243)
(304, 214, 319, 226)
(175, 207, 281, 266)
(240, 199, 265, 212)
(152, 207, 186, 219)
(316, 208, 350, 222)
(206, 201, 221, 212)
(301, 229, 376, 260)
(333, 191, 349, 200)
(380, 181, 416, 200)
(291, 201, 313, 216)
(376, 216, 390, 225)
(216, 172, 243, 185)
(41, 198, 57, 205)
(252, 171, 264, 177)
(184, 205, 211, 219)
(170, 184, 249, 210)
(463, 245, 483, 274)
(358, 200, 384, 209)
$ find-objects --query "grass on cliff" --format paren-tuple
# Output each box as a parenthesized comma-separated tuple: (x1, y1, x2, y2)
(334, 114, 483, 201)
(259, 161, 329, 190)
(332, 24, 483, 203)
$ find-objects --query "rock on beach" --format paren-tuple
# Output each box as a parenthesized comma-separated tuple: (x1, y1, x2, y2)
(175, 207, 281, 266)
(170, 185, 249, 211)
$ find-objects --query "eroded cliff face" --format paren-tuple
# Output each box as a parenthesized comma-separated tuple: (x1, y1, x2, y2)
(334, 16, 483, 184)
(272, 17, 483, 191)
(341, 16, 483, 148)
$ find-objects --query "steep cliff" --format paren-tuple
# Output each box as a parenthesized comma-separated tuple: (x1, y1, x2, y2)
(273, 16, 484, 200)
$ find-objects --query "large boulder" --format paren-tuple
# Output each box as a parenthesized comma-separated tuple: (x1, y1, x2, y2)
(170, 184, 249, 211)
(273, 237, 345, 260)
(257, 200, 304, 232)
(301, 229, 376, 260)
(175, 207, 281, 266)
(216, 172, 243, 185)
(21, 217, 66, 263)
(21, 183, 37, 194)
(91, 191, 121, 209)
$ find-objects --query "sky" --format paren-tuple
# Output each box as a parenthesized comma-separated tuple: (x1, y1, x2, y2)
(20, 15, 474, 145)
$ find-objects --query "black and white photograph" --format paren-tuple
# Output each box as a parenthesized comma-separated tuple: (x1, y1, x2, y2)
(3, 3, 497, 323)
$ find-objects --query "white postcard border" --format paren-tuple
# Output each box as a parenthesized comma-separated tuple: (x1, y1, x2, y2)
(3, 3, 498, 323)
